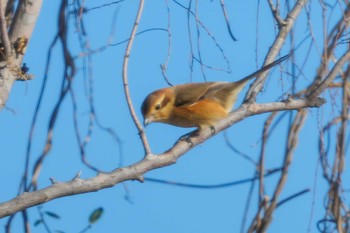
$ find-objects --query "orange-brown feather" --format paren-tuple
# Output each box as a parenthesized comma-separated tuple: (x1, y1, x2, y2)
(141, 55, 291, 129)
(168, 98, 228, 129)
(141, 82, 244, 129)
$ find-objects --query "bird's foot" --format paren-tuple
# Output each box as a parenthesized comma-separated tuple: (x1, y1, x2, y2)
(209, 126, 216, 135)
(176, 130, 200, 147)
(179, 136, 193, 147)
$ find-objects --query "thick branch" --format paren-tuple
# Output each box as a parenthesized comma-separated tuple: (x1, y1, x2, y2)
(0, 97, 325, 218)
(0, 0, 43, 110)
(0, 0, 12, 58)
(245, 0, 308, 102)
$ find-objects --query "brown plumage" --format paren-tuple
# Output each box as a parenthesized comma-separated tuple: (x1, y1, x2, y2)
(141, 55, 290, 130)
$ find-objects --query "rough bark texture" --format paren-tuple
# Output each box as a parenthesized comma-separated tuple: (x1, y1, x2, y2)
(0, 0, 43, 110)
(0, 97, 324, 218)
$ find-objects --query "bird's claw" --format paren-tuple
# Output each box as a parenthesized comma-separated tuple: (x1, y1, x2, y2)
(175, 130, 199, 147)
(179, 136, 194, 147)
(209, 126, 216, 135)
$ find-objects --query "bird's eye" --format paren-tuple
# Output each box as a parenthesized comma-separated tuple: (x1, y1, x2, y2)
(155, 104, 161, 110)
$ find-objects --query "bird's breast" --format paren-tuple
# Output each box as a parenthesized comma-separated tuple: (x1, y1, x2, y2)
(167, 99, 228, 128)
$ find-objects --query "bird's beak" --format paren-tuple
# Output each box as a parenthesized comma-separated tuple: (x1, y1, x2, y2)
(144, 118, 151, 127)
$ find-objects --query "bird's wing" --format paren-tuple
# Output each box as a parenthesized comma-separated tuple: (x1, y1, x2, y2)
(199, 82, 232, 100)
(198, 82, 239, 109)
(173, 82, 219, 107)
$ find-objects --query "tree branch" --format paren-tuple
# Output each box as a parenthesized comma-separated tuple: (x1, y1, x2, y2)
(121, 0, 152, 155)
(0, 0, 43, 111)
(0, 0, 12, 58)
(0, 96, 325, 218)
(307, 49, 350, 100)
(245, 0, 308, 102)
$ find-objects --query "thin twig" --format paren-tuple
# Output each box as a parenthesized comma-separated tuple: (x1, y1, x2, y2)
(245, 0, 308, 103)
(259, 112, 278, 203)
(121, 0, 151, 155)
(194, 0, 206, 80)
(160, 0, 173, 86)
(257, 110, 308, 232)
(110, 28, 168, 47)
(21, 210, 30, 233)
(71, 0, 101, 172)
(173, 0, 231, 77)
(21, 34, 59, 193)
(30, 0, 76, 190)
(240, 172, 257, 233)
(267, 0, 287, 28)
(36, 206, 53, 233)
(219, 0, 237, 41)
(144, 168, 280, 189)
(307, 50, 350, 100)
(83, 0, 126, 13)
(276, 188, 310, 207)
(223, 131, 257, 166)
(71, 1, 123, 172)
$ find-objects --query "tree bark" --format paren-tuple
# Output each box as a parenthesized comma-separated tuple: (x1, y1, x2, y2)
(0, 0, 43, 110)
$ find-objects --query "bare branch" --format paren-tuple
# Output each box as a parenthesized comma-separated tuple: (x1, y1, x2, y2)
(0, 0, 43, 110)
(0, 95, 325, 218)
(160, 0, 173, 86)
(276, 188, 310, 208)
(0, 0, 12, 58)
(267, 0, 287, 28)
(224, 131, 257, 166)
(245, 0, 308, 102)
(145, 168, 280, 189)
(173, 0, 231, 78)
(121, 0, 152, 155)
(259, 112, 279, 204)
(307, 49, 350, 100)
(1, 1, 347, 231)
(219, 0, 237, 41)
(256, 110, 308, 232)
(29, 0, 76, 191)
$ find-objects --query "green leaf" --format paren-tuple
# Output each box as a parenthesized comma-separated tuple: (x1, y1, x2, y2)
(89, 207, 104, 224)
(34, 219, 42, 226)
(45, 211, 60, 219)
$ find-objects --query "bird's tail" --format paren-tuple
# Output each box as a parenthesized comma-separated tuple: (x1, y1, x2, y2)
(237, 53, 291, 85)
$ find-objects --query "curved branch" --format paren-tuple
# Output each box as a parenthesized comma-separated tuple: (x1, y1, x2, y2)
(121, 0, 152, 155)
(0, 96, 325, 218)
(145, 168, 280, 189)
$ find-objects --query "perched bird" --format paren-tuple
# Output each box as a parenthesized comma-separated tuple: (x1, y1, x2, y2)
(141, 55, 290, 130)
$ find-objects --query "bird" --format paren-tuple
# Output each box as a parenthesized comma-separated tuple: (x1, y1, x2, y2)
(141, 54, 290, 131)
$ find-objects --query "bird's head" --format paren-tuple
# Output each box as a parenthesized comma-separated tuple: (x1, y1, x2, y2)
(141, 88, 174, 126)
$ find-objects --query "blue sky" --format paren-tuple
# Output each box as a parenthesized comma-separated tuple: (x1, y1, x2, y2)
(0, 1, 347, 232)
